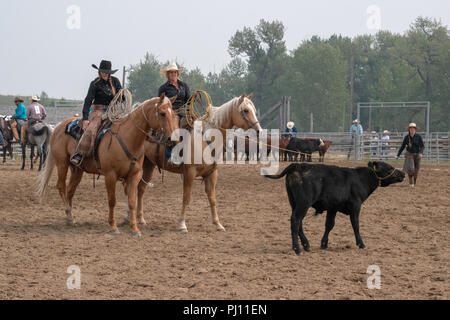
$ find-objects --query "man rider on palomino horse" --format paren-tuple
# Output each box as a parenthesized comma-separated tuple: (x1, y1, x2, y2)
(21, 96, 47, 145)
(70, 60, 122, 166)
(158, 62, 191, 128)
(157, 62, 191, 161)
(10, 97, 27, 143)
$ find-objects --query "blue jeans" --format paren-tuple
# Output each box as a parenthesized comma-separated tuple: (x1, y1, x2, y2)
(0, 131, 5, 145)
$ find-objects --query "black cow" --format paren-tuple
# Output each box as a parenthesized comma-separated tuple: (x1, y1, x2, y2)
(265, 161, 405, 255)
(286, 138, 324, 162)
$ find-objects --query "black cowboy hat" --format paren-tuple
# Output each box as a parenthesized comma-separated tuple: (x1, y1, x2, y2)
(92, 60, 118, 74)
(14, 97, 24, 103)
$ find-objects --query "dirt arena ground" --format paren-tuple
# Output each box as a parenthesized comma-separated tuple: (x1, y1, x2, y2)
(0, 159, 448, 300)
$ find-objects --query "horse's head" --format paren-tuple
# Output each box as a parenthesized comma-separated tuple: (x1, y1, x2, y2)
(234, 93, 262, 133)
(147, 93, 179, 144)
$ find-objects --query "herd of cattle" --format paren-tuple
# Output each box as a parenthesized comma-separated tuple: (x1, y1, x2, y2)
(232, 135, 332, 162)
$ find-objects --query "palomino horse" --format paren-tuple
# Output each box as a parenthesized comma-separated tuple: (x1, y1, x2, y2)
(22, 122, 52, 171)
(37, 94, 178, 237)
(0, 117, 14, 163)
(136, 93, 262, 232)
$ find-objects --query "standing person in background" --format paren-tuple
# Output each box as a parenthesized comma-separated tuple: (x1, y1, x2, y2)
(11, 97, 27, 142)
(381, 130, 390, 159)
(347, 119, 363, 159)
(349, 119, 363, 136)
(397, 123, 424, 187)
(369, 131, 379, 158)
(21, 96, 47, 145)
(284, 121, 298, 137)
(0, 129, 6, 147)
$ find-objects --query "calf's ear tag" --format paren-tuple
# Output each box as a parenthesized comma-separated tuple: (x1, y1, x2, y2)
(373, 164, 377, 170)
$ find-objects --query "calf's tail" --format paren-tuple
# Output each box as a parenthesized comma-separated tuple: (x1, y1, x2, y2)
(264, 163, 297, 179)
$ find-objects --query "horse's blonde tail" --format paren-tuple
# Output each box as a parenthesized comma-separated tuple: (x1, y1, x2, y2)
(36, 144, 55, 202)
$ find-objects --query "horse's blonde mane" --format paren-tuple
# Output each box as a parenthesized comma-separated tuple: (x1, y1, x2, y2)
(208, 97, 240, 128)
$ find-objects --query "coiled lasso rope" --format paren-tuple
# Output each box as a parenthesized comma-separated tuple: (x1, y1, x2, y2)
(176, 90, 213, 125)
(103, 88, 134, 122)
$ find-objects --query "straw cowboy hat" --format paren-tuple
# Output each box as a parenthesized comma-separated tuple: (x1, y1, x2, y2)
(30, 95, 40, 101)
(383, 130, 390, 134)
(353, 119, 359, 123)
(407, 123, 419, 130)
(371, 131, 377, 135)
(160, 62, 183, 76)
(92, 60, 118, 74)
(286, 121, 295, 129)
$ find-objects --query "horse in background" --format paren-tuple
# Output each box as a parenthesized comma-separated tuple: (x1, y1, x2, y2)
(22, 122, 52, 171)
(0, 116, 14, 163)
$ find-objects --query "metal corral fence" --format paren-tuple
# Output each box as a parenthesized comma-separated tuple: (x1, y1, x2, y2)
(292, 132, 449, 162)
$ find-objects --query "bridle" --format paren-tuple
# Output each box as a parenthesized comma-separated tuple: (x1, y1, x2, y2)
(139, 101, 175, 145)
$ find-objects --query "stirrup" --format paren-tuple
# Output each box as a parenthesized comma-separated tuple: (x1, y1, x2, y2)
(70, 153, 83, 166)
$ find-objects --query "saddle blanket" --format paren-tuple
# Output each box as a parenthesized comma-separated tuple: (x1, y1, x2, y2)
(65, 118, 112, 147)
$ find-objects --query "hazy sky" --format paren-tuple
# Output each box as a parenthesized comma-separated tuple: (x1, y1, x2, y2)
(1, 0, 449, 100)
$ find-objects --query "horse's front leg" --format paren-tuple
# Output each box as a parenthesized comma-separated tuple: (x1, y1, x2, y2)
(179, 168, 196, 232)
(204, 169, 225, 231)
(136, 159, 156, 225)
(38, 150, 43, 171)
(21, 144, 26, 170)
(126, 169, 142, 238)
(30, 145, 34, 170)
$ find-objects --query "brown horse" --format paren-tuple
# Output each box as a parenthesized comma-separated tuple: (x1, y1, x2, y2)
(0, 117, 14, 163)
(37, 94, 178, 237)
(136, 94, 262, 232)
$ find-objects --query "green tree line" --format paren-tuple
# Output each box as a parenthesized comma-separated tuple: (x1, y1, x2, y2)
(128, 17, 449, 132)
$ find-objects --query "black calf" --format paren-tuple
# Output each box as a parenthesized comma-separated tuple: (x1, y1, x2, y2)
(265, 161, 405, 254)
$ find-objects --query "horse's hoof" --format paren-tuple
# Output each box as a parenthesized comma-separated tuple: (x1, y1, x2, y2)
(109, 229, 121, 235)
(179, 228, 188, 233)
(216, 226, 226, 232)
(65, 218, 75, 226)
(132, 231, 142, 238)
(139, 220, 147, 226)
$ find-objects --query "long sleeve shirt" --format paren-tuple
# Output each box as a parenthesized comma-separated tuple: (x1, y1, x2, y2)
(350, 124, 363, 136)
(158, 80, 191, 110)
(14, 103, 27, 119)
(27, 102, 47, 120)
(397, 134, 424, 156)
(82, 76, 122, 120)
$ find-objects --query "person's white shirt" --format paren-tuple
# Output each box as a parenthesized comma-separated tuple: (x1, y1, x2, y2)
(381, 135, 390, 145)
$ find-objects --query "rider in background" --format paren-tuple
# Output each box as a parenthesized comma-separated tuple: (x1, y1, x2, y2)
(11, 97, 27, 142)
(70, 60, 122, 165)
(21, 96, 47, 145)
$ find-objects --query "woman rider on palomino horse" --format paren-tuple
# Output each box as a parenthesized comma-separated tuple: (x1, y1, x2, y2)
(71, 60, 122, 165)
(158, 62, 191, 128)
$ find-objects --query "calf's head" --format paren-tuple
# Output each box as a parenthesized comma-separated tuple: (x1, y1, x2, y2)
(368, 161, 405, 187)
